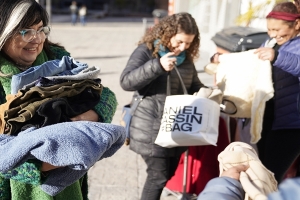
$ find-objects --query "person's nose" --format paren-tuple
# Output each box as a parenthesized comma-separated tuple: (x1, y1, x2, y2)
(269, 31, 277, 38)
(178, 43, 187, 51)
(31, 33, 43, 43)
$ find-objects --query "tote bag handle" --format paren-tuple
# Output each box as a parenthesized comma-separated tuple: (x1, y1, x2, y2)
(167, 66, 188, 96)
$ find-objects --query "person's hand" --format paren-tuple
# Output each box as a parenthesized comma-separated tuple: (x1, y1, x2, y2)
(221, 164, 249, 180)
(210, 52, 221, 63)
(70, 110, 99, 122)
(41, 162, 61, 171)
(254, 47, 275, 61)
(160, 52, 177, 71)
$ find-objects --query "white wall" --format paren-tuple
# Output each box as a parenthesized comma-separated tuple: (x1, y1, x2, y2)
(172, 0, 241, 72)
(240, 0, 276, 30)
(169, 0, 280, 86)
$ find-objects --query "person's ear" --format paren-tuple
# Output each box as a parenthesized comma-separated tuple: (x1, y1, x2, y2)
(295, 19, 300, 30)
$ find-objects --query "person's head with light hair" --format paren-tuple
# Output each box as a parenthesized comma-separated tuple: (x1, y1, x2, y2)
(0, 0, 66, 74)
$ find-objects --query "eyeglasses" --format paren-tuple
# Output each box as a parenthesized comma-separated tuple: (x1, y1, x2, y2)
(19, 26, 51, 42)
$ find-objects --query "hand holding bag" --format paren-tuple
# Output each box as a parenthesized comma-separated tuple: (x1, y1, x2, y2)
(154, 66, 220, 148)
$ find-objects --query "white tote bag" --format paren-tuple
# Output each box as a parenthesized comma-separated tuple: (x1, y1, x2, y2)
(155, 66, 220, 148)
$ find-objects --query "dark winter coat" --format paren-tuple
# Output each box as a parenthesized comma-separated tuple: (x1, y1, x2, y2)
(120, 44, 205, 157)
(267, 37, 300, 130)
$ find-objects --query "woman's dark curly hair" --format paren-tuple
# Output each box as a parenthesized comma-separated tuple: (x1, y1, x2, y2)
(268, 0, 300, 27)
(139, 12, 200, 61)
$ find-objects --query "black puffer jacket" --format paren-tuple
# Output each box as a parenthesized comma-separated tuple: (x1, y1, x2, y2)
(120, 44, 205, 157)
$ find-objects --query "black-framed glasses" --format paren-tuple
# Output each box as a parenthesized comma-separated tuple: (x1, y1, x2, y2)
(19, 26, 51, 42)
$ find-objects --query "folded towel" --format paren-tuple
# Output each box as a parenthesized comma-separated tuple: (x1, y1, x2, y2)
(0, 121, 126, 196)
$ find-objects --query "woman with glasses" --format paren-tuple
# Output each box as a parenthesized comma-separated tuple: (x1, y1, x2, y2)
(0, 0, 118, 199)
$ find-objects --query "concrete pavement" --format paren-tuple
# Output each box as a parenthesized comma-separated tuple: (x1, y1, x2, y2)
(49, 15, 214, 200)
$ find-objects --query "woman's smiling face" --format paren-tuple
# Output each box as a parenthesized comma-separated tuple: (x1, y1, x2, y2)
(2, 21, 45, 66)
(267, 18, 300, 45)
(168, 33, 195, 56)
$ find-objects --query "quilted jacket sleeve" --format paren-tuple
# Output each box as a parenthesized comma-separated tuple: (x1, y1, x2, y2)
(120, 44, 166, 91)
(198, 177, 245, 200)
(273, 37, 300, 76)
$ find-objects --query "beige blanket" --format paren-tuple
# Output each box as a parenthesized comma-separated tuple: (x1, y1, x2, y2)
(216, 50, 274, 143)
(218, 142, 277, 200)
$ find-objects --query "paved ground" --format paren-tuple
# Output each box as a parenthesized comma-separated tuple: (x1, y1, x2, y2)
(50, 15, 214, 200)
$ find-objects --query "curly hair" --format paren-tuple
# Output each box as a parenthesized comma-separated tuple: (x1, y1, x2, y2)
(139, 12, 200, 61)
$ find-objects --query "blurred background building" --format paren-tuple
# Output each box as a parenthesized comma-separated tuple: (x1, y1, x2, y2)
(36, 0, 283, 73)
(38, 0, 168, 16)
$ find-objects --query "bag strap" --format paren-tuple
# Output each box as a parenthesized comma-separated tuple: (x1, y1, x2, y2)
(167, 65, 188, 96)
(130, 82, 153, 114)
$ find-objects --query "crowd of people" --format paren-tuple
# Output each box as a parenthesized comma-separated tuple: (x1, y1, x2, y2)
(200, 0, 300, 199)
(121, 0, 300, 200)
(2, 0, 300, 200)
(70, 1, 87, 26)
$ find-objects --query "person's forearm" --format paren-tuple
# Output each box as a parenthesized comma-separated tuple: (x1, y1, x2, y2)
(198, 177, 245, 200)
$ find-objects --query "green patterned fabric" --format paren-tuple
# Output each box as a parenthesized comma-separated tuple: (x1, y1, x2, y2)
(0, 177, 10, 200)
(94, 87, 118, 123)
(0, 160, 41, 184)
(0, 56, 22, 96)
(10, 176, 86, 200)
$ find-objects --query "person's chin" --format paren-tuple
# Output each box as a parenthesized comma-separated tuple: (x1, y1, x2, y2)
(173, 51, 181, 56)
(275, 37, 289, 45)
(276, 40, 286, 45)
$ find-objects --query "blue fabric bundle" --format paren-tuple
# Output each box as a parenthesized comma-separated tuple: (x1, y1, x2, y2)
(11, 56, 89, 94)
(0, 121, 126, 196)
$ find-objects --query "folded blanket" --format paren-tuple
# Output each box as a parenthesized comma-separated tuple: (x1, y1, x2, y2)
(0, 121, 126, 196)
(218, 142, 277, 200)
(216, 50, 274, 143)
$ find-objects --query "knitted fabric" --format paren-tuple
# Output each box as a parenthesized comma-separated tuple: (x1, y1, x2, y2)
(10, 177, 84, 200)
(0, 56, 22, 95)
(0, 160, 41, 200)
(0, 177, 10, 200)
(94, 87, 118, 123)
(0, 160, 41, 184)
(48, 46, 70, 60)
